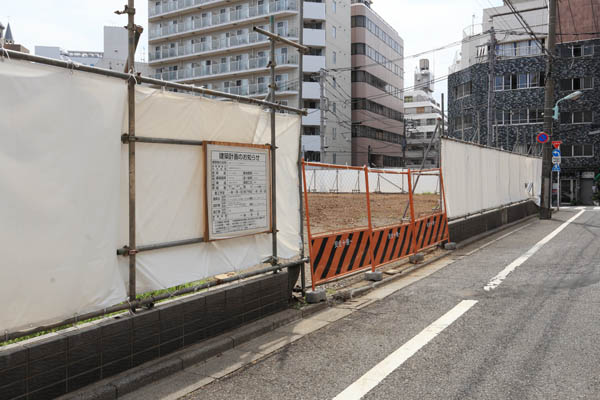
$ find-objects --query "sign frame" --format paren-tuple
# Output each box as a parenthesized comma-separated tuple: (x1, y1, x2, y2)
(203, 141, 272, 242)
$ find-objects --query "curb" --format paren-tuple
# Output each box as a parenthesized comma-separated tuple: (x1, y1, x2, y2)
(59, 303, 326, 400)
(332, 251, 451, 301)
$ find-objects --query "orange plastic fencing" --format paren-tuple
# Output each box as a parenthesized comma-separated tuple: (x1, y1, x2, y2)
(302, 161, 449, 290)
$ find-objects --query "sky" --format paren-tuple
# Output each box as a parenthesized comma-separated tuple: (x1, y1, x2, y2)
(1, 0, 505, 106)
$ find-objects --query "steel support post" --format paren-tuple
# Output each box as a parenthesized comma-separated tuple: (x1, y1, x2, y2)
(126, 0, 137, 303)
(269, 16, 278, 265)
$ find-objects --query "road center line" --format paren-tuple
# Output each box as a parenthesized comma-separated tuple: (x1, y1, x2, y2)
(332, 300, 478, 400)
(483, 210, 585, 291)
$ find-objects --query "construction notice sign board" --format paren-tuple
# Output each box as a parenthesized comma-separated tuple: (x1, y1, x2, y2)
(205, 142, 271, 241)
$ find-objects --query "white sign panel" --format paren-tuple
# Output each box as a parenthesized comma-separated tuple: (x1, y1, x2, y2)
(206, 143, 271, 240)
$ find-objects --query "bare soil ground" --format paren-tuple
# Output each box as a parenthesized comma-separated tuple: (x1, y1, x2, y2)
(305, 193, 442, 235)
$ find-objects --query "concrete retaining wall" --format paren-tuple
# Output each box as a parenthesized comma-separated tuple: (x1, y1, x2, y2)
(0, 272, 290, 400)
(449, 201, 538, 244)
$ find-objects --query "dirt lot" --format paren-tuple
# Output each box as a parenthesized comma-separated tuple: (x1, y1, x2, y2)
(304, 192, 442, 236)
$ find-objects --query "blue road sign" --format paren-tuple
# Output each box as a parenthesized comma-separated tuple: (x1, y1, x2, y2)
(552, 164, 561, 172)
(552, 149, 561, 157)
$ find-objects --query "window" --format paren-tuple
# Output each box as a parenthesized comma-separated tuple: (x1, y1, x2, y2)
(350, 15, 403, 55)
(332, 127, 337, 139)
(560, 111, 593, 124)
(560, 77, 594, 91)
(561, 44, 595, 57)
(332, 102, 336, 114)
(352, 98, 404, 121)
(332, 0, 336, 13)
(352, 70, 402, 100)
(352, 125, 404, 145)
(351, 43, 402, 76)
(495, 109, 544, 125)
(495, 72, 544, 91)
(561, 144, 594, 157)
(332, 25, 336, 38)
(405, 96, 413, 103)
(332, 51, 336, 64)
(454, 81, 472, 99)
(454, 114, 473, 132)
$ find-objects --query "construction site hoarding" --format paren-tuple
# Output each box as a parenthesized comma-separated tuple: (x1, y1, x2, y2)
(440, 137, 541, 219)
(0, 60, 301, 334)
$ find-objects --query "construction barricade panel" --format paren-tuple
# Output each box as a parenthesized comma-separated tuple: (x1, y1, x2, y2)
(413, 213, 449, 252)
(371, 223, 413, 268)
(310, 228, 372, 286)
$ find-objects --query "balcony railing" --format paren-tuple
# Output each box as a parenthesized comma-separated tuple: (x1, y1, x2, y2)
(149, 0, 298, 39)
(149, 28, 298, 62)
(153, 54, 298, 81)
(220, 80, 299, 96)
(150, 0, 226, 17)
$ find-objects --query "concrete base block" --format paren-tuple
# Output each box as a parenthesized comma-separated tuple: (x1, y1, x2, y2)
(444, 242, 457, 250)
(306, 289, 327, 304)
(364, 271, 383, 281)
(409, 253, 425, 264)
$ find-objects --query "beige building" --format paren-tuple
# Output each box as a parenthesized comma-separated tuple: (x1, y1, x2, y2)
(147, 0, 351, 164)
(350, 0, 404, 167)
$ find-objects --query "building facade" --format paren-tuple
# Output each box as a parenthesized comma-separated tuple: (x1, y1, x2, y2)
(448, 0, 600, 205)
(35, 26, 151, 75)
(1, 22, 30, 54)
(350, 0, 405, 167)
(403, 59, 446, 168)
(147, 0, 352, 165)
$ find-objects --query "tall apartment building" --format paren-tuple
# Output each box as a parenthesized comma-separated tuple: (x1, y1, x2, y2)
(350, 0, 404, 167)
(448, 0, 600, 205)
(147, 0, 352, 165)
(403, 59, 446, 168)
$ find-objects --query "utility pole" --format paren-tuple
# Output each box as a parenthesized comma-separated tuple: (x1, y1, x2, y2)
(487, 26, 496, 147)
(540, 0, 556, 219)
(126, 0, 136, 303)
(402, 122, 407, 167)
(319, 68, 326, 163)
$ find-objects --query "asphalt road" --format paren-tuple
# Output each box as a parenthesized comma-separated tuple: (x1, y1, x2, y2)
(186, 209, 600, 400)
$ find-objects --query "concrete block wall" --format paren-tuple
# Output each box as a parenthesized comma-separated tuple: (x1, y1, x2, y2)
(0, 272, 290, 400)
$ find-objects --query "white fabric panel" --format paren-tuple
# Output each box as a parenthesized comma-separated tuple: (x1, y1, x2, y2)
(441, 138, 541, 218)
(0, 60, 127, 333)
(120, 87, 301, 293)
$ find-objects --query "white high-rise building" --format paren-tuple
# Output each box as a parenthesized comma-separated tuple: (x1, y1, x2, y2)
(147, 0, 352, 164)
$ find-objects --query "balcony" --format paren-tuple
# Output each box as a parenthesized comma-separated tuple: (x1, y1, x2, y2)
(302, 55, 326, 73)
(149, 0, 229, 18)
(303, 1, 325, 20)
(302, 108, 320, 125)
(153, 54, 298, 82)
(302, 81, 320, 99)
(149, 28, 299, 62)
(149, 0, 299, 41)
(219, 80, 299, 97)
(303, 28, 325, 47)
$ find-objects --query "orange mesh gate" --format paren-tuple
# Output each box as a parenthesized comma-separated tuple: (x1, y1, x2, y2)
(302, 161, 449, 290)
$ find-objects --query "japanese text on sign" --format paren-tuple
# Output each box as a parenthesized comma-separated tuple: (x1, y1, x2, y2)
(206, 144, 271, 240)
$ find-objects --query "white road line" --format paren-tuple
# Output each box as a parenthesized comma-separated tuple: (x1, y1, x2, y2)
(332, 300, 478, 400)
(483, 210, 585, 291)
(463, 222, 534, 257)
(595, 207, 600, 211)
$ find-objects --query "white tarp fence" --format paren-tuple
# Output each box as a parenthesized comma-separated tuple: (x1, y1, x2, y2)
(441, 137, 541, 218)
(0, 60, 301, 334)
